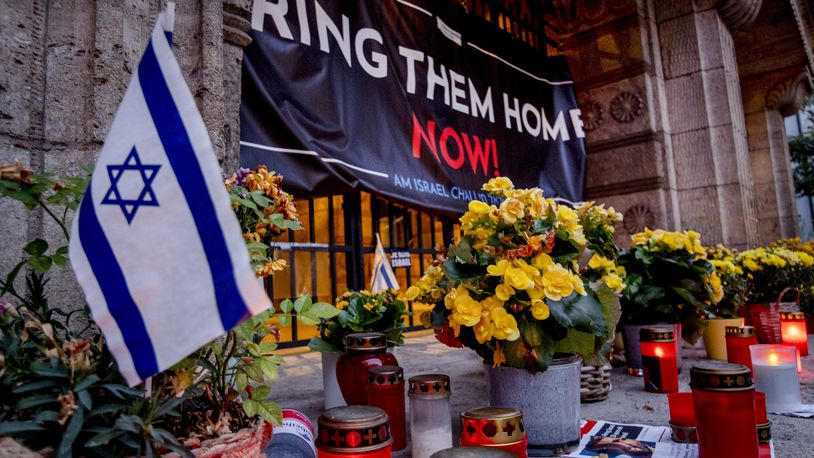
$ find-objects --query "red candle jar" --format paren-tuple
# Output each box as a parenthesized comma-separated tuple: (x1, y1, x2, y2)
(367, 366, 406, 451)
(667, 392, 697, 443)
(780, 312, 808, 356)
(316, 405, 392, 457)
(690, 361, 759, 458)
(726, 326, 757, 371)
(336, 333, 398, 405)
(753, 392, 771, 445)
(459, 407, 528, 458)
(639, 328, 678, 393)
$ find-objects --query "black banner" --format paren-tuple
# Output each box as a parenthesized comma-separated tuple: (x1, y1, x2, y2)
(240, 0, 586, 215)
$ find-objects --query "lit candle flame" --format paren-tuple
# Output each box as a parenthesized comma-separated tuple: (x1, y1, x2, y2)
(768, 352, 780, 366)
(788, 326, 801, 337)
(655, 347, 664, 358)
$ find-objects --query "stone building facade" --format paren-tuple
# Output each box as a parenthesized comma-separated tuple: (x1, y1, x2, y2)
(1, 0, 813, 305)
(554, 0, 814, 248)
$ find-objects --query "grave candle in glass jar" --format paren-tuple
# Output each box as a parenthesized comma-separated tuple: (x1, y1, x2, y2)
(459, 407, 527, 458)
(725, 326, 757, 371)
(367, 365, 406, 451)
(690, 361, 759, 458)
(336, 333, 398, 406)
(780, 312, 809, 357)
(639, 327, 678, 393)
(409, 374, 453, 458)
(316, 406, 391, 458)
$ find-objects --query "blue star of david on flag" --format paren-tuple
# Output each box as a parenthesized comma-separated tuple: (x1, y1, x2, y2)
(69, 4, 271, 386)
(100, 147, 161, 224)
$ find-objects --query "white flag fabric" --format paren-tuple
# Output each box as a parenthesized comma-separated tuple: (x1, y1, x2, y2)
(69, 8, 270, 386)
(370, 234, 400, 292)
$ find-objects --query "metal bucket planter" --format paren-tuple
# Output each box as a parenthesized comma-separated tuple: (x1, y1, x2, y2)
(622, 323, 682, 375)
(484, 354, 581, 456)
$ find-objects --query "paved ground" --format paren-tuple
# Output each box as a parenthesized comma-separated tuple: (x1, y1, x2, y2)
(273, 333, 814, 457)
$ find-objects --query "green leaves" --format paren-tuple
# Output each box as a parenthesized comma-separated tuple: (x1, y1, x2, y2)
(243, 398, 282, 426)
(547, 292, 607, 336)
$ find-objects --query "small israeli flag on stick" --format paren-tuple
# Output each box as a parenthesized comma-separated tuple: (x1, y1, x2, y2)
(370, 233, 400, 293)
(69, 4, 270, 386)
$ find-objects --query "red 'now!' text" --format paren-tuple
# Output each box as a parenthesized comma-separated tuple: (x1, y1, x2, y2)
(411, 113, 500, 177)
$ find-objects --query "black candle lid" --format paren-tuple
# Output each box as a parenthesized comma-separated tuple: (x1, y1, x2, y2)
(725, 325, 755, 338)
(367, 365, 404, 386)
(640, 327, 674, 342)
(317, 405, 391, 453)
(408, 373, 451, 398)
(690, 361, 754, 392)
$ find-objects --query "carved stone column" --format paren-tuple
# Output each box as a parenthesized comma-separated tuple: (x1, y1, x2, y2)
(655, 2, 759, 249)
(222, 0, 254, 171)
(742, 72, 809, 242)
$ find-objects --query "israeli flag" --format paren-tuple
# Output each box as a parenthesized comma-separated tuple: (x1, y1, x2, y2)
(69, 5, 270, 386)
(370, 234, 400, 293)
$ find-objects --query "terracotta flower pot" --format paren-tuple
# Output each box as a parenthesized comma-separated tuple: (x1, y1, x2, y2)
(165, 420, 274, 458)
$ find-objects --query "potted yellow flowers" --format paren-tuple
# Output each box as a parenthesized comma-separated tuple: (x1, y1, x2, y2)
(618, 229, 722, 374)
(702, 245, 749, 360)
(409, 178, 620, 456)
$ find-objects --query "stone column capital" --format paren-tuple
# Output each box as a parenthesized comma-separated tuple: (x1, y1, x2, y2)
(716, 0, 762, 31)
(765, 71, 811, 116)
(223, 0, 253, 48)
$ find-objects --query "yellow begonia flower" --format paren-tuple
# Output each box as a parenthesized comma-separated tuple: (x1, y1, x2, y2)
(528, 287, 545, 300)
(532, 252, 553, 270)
(499, 198, 525, 224)
(483, 177, 514, 193)
(487, 259, 511, 276)
(531, 299, 550, 320)
(474, 316, 494, 344)
(404, 285, 421, 301)
(602, 273, 625, 293)
(481, 295, 503, 311)
(468, 200, 491, 214)
(588, 254, 614, 271)
(504, 265, 535, 290)
(541, 264, 576, 301)
(451, 292, 482, 327)
(571, 274, 587, 296)
(495, 283, 515, 301)
(491, 307, 520, 341)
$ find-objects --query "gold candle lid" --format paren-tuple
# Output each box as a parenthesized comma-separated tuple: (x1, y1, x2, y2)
(690, 361, 753, 392)
(779, 312, 805, 321)
(725, 325, 755, 338)
(408, 374, 451, 398)
(317, 405, 391, 453)
(639, 327, 675, 342)
(460, 407, 525, 444)
(367, 365, 404, 386)
(345, 332, 387, 354)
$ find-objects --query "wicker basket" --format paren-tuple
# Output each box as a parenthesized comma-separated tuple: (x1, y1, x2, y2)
(743, 288, 799, 344)
(580, 363, 612, 403)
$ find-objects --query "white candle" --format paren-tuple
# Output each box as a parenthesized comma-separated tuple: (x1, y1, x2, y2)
(753, 362, 801, 411)
(410, 426, 453, 458)
(750, 345, 802, 412)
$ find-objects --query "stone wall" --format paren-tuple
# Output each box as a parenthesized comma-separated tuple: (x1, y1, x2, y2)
(0, 0, 252, 307)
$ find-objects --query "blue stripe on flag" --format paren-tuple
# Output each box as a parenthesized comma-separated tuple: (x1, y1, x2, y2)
(138, 42, 249, 330)
(78, 185, 159, 379)
(380, 264, 394, 289)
